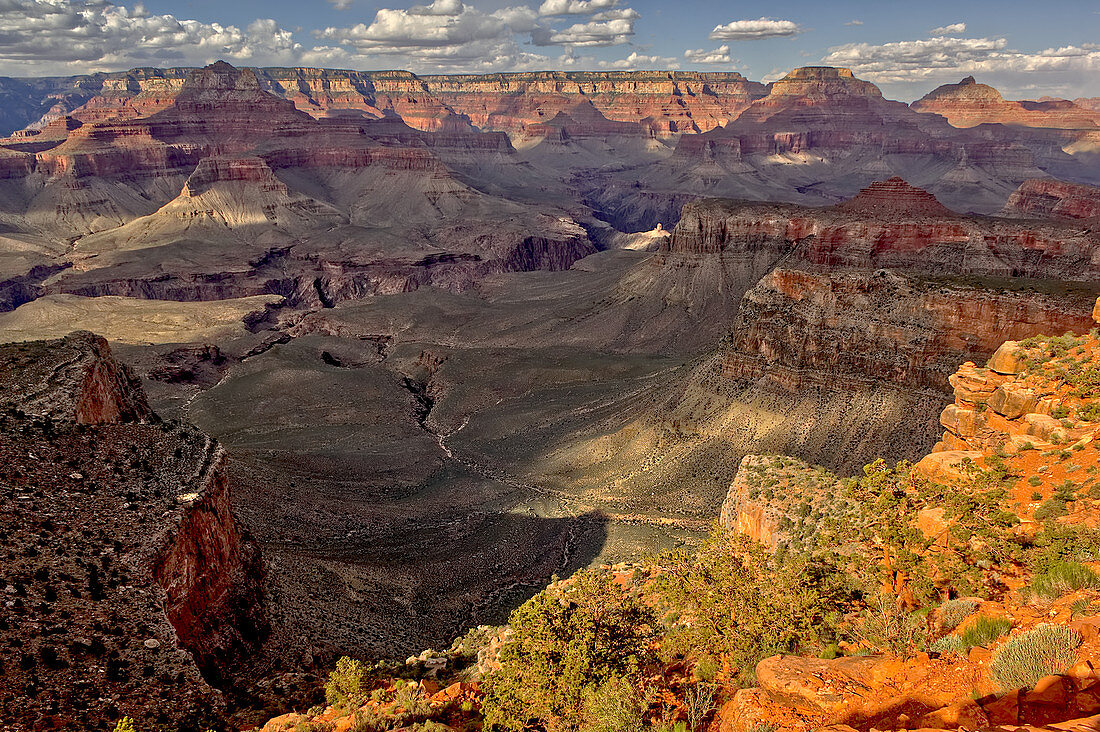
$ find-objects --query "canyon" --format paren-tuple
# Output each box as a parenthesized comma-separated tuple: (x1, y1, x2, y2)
(2, 59, 1100, 731)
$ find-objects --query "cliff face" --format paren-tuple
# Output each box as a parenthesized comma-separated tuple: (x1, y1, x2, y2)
(151, 443, 267, 684)
(1002, 178, 1100, 220)
(0, 330, 151, 423)
(669, 180, 1100, 280)
(44, 68, 767, 138)
(0, 332, 267, 729)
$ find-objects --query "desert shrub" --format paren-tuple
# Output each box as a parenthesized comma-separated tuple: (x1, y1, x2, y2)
(1035, 497, 1068, 521)
(1029, 561, 1100, 600)
(580, 677, 648, 732)
(683, 683, 717, 730)
(692, 654, 719, 683)
(855, 594, 927, 658)
(990, 624, 1081, 690)
(1028, 476, 1042, 487)
(113, 719, 136, 732)
(938, 599, 979, 631)
(294, 723, 334, 732)
(1080, 402, 1100, 422)
(481, 569, 657, 731)
(325, 656, 370, 707)
(390, 683, 432, 725)
(654, 533, 851, 680)
(928, 635, 965, 656)
(957, 615, 1012, 650)
(409, 723, 450, 732)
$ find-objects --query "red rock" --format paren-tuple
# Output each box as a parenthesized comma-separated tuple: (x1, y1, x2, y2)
(914, 699, 989, 729)
(1004, 179, 1100, 221)
(981, 689, 1020, 725)
(1020, 675, 1075, 725)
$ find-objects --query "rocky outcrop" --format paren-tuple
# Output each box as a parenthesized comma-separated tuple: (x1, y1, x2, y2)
(1003, 179, 1100, 220)
(0, 330, 151, 423)
(151, 443, 267, 684)
(913, 77, 1100, 129)
(0, 332, 267, 729)
(721, 267, 1096, 394)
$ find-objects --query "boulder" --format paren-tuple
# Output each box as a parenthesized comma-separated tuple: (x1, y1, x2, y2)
(914, 451, 983, 484)
(989, 383, 1039, 419)
(915, 698, 989, 729)
(1020, 675, 1074, 725)
(1025, 412, 1065, 442)
(754, 655, 881, 714)
(988, 341, 1024, 375)
(940, 404, 982, 438)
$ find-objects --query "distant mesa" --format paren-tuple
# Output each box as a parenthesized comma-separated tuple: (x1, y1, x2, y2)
(912, 76, 1100, 129)
(837, 177, 954, 218)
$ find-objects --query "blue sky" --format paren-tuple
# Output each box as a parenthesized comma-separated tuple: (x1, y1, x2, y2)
(3, 0, 1098, 100)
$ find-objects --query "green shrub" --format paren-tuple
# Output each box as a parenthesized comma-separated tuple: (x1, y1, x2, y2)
(990, 624, 1081, 690)
(938, 599, 979, 631)
(1028, 476, 1042, 487)
(957, 615, 1012, 650)
(481, 569, 657, 731)
(325, 656, 370, 708)
(928, 635, 965, 657)
(580, 677, 648, 732)
(1035, 497, 1069, 521)
(1030, 561, 1100, 600)
(692, 654, 719, 683)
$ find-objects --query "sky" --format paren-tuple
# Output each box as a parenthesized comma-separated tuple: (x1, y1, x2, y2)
(1, 0, 1098, 101)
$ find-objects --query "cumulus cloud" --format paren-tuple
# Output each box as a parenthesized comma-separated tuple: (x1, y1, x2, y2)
(316, 2, 537, 52)
(844, 19, 863, 26)
(535, 16, 636, 46)
(823, 33, 1100, 98)
(684, 45, 731, 64)
(709, 17, 801, 41)
(537, 0, 617, 16)
(930, 22, 967, 36)
(598, 50, 678, 69)
(0, 0, 303, 73)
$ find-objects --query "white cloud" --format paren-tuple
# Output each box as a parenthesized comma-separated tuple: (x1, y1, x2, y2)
(844, 19, 863, 26)
(316, 2, 537, 53)
(709, 17, 801, 41)
(822, 34, 1100, 98)
(0, 0, 304, 73)
(930, 22, 967, 36)
(591, 8, 639, 21)
(684, 44, 731, 64)
(328, 0, 353, 9)
(537, 0, 617, 16)
(537, 17, 635, 46)
(598, 51, 678, 69)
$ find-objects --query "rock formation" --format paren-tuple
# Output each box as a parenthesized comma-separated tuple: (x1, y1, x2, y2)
(0, 331, 267, 729)
(1003, 178, 1100, 220)
(913, 76, 1100, 129)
